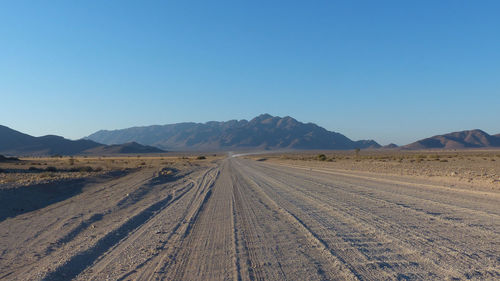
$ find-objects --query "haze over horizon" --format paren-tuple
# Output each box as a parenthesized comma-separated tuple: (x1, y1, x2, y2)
(1, 1, 499, 145)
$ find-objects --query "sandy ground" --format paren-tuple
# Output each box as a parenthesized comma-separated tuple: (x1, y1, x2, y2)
(253, 150, 500, 192)
(0, 156, 205, 188)
(0, 154, 499, 280)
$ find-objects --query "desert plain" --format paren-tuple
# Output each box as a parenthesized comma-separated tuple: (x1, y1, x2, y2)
(0, 150, 499, 280)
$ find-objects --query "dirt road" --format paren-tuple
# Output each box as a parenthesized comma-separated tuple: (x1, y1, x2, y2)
(1, 157, 499, 280)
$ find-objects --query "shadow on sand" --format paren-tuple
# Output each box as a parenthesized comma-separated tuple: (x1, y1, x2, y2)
(0, 179, 88, 223)
(0, 171, 127, 223)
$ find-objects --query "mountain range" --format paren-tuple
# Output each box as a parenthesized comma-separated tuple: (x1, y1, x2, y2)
(87, 114, 381, 151)
(0, 125, 164, 156)
(1, 115, 500, 156)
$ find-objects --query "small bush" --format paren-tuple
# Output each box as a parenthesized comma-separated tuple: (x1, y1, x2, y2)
(354, 148, 360, 158)
(317, 154, 327, 161)
(45, 166, 57, 172)
(440, 159, 448, 162)
(196, 156, 206, 160)
(81, 166, 94, 172)
(29, 166, 40, 171)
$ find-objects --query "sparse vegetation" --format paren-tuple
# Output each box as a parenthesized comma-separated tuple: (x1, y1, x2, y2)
(247, 150, 500, 191)
(0, 155, 211, 188)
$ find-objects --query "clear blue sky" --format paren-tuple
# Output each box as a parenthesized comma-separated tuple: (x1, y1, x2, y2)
(1, 1, 499, 145)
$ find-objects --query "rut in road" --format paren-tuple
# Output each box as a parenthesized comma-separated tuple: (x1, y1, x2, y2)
(77, 166, 220, 280)
(230, 161, 359, 281)
(0, 168, 163, 281)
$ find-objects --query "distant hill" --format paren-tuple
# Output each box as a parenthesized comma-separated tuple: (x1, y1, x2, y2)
(354, 140, 382, 149)
(87, 114, 380, 151)
(0, 125, 163, 156)
(0, 125, 102, 156)
(382, 143, 399, 149)
(403, 129, 500, 149)
(84, 142, 165, 155)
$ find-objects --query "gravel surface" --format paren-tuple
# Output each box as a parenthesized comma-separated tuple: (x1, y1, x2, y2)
(1, 157, 498, 280)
